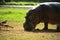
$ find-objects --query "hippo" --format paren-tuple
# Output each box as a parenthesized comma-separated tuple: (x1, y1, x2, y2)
(23, 2, 60, 31)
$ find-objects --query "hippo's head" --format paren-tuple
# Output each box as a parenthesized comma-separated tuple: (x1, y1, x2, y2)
(23, 9, 42, 31)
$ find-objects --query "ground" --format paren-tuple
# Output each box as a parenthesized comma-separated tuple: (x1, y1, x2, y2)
(0, 21, 60, 40)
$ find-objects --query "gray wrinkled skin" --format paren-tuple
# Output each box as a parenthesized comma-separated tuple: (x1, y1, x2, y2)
(23, 2, 60, 31)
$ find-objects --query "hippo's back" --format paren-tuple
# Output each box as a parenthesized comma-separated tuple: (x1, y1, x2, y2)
(42, 2, 60, 24)
(32, 2, 60, 24)
(32, 2, 60, 10)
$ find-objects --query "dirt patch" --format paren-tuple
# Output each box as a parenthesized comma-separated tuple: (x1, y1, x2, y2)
(0, 21, 60, 40)
(0, 21, 23, 31)
(0, 21, 59, 32)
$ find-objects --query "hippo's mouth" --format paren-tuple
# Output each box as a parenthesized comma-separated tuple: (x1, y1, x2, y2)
(23, 22, 35, 31)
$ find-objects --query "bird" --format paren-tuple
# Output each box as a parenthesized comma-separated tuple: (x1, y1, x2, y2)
(0, 20, 7, 26)
(1, 20, 7, 24)
(4, 25, 13, 28)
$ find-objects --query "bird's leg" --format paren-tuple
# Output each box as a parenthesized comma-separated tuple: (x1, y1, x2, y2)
(0, 27, 1, 30)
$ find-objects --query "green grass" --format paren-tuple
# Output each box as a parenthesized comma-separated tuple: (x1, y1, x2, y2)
(0, 8, 60, 40)
(6, 1, 39, 5)
(0, 8, 28, 22)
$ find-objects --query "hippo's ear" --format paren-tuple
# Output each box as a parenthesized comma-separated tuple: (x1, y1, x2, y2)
(31, 10, 37, 14)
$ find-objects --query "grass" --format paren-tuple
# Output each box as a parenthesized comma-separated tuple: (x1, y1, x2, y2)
(0, 31, 59, 40)
(0, 8, 28, 22)
(6, 1, 39, 5)
(0, 21, 59, 40)
(0, 8, 60, 40)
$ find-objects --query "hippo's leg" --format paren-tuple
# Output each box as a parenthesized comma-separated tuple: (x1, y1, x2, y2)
(43, 17, 48, 30)
(57, 24, 60, 32)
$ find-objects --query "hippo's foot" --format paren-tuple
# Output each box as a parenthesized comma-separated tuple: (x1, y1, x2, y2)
(57, 25, 60, 32)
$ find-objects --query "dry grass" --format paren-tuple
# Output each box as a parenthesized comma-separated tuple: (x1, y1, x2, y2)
(0, 21, 60, 40)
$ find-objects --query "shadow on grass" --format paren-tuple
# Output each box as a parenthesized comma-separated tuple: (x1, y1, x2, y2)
(32, 29, 60, 33)
(0, 30, 9, 31)
(0, 29, 60, 33)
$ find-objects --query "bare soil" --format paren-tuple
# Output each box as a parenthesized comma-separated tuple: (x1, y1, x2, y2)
(0, 21, 60, 40)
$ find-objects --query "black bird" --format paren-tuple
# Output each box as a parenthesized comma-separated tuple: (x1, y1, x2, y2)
(1, 20, 7, 24)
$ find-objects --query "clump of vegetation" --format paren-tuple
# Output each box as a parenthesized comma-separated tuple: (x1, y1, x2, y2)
(0, 8, 28, 22)
(6, 2, 39, 5)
